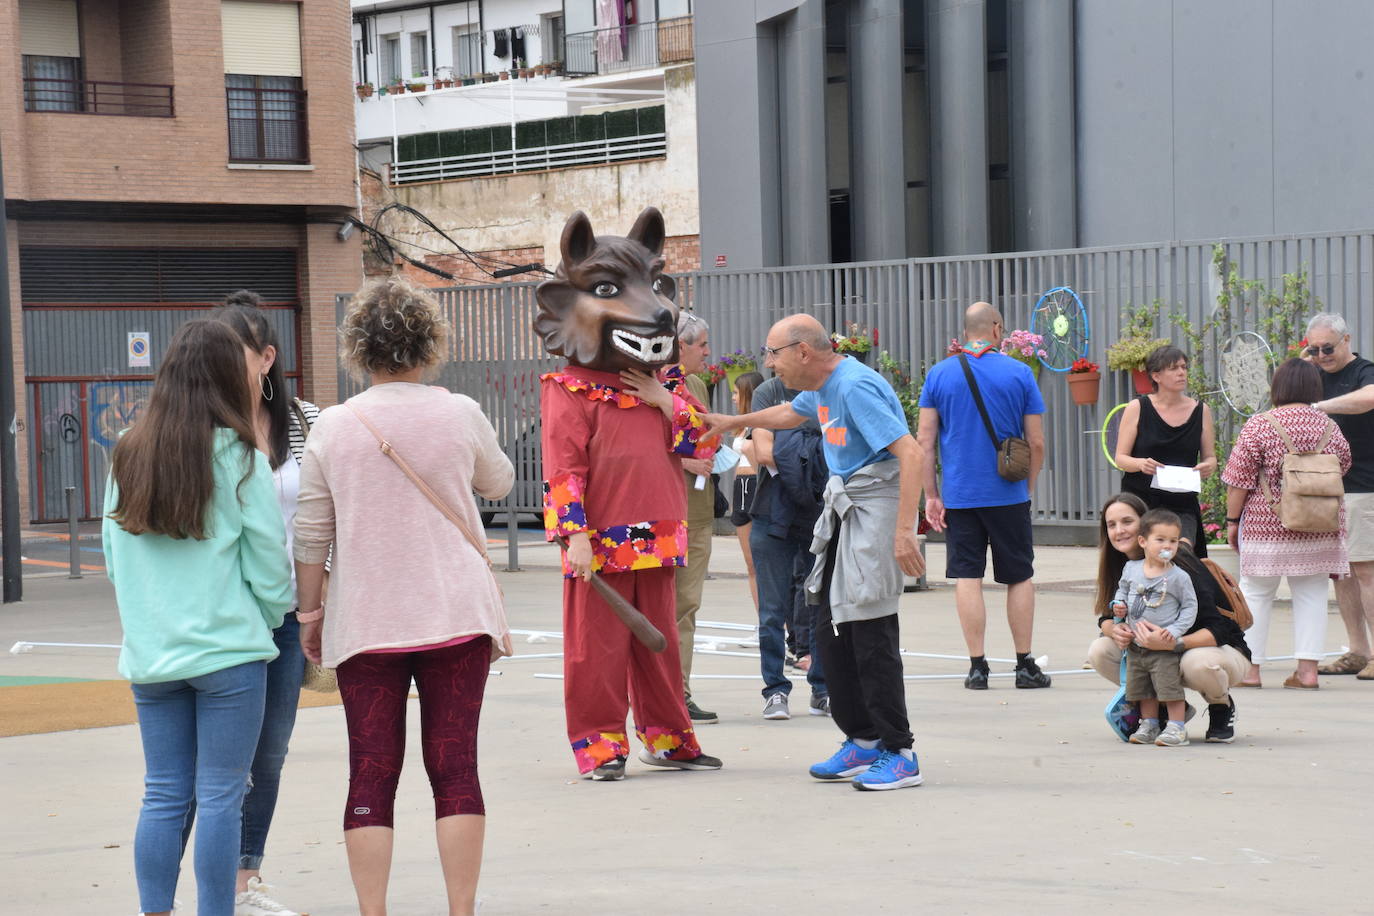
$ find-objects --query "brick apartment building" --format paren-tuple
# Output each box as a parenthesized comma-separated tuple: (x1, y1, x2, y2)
(1, 0, 362, 521)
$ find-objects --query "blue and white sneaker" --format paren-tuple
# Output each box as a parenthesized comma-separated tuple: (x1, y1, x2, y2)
(808, 740, 884, 780)
(852, 749, 923, 791)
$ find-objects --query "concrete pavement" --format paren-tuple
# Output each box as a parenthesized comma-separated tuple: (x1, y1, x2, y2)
(1, 533, 1367, 914)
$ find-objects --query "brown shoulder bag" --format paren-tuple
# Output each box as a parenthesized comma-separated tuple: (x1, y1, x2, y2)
(957, 353, 1031, 482)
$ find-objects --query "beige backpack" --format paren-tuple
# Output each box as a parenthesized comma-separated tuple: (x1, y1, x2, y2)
(1259, 413, 1344, 533)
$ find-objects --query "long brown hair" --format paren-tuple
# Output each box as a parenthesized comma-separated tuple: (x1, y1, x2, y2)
(109, 320, 258, 539)
(215, 299, 290, 469)
(734, 370, 764, 414)
(1093, 492, 1148, 614)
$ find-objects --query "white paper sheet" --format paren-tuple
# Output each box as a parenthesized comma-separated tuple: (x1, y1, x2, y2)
(1151, 464, 1202, 494)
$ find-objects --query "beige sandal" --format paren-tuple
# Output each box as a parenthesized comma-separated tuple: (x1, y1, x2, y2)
(1318, 651, 1368, 675)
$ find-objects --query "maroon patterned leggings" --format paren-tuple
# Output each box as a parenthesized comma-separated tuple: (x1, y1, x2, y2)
(336, 636, 491, 830)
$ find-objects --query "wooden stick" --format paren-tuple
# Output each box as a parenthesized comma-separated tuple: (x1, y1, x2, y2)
(558, 538, 667, 653)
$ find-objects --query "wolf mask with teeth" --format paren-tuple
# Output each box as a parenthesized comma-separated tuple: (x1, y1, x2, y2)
(534, 207, 680, 371)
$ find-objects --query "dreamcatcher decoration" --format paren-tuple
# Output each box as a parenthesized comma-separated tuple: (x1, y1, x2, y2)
(1214, 331, 1275, 418)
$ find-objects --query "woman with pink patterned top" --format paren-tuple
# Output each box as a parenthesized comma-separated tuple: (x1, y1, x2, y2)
(1222, 358, 1351, 689)
(295, 277, 513, 916)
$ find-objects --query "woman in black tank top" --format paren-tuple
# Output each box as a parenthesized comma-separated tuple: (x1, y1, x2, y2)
(1114, 346, 1218, 557)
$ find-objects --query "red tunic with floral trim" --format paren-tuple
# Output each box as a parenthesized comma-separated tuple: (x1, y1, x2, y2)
(1221, 405, 1352, 578)
(540, 365, 714, 576)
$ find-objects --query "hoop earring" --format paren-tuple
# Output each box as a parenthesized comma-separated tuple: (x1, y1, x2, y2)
(260, 374, 274, 402)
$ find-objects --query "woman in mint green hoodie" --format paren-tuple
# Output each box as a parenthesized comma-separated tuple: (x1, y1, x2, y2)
(103, 319, 294, 916)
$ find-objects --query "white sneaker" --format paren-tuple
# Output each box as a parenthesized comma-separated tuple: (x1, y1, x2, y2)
(235, 878, 300, 916)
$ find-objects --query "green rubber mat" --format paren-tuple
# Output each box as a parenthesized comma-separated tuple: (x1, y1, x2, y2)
(0, 675, 98, 687)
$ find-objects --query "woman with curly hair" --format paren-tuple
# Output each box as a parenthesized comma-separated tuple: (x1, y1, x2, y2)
(293, 277, 514, 916)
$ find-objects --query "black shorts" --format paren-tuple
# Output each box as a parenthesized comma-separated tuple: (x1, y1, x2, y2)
(730, 474, 758, 527)
(944, 501, 1035, 585)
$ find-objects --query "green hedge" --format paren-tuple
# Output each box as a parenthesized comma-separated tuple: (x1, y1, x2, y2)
(400, 105, 665, 163)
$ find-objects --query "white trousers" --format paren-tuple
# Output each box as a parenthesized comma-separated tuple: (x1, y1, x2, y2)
(1239, 573, 1330, 664)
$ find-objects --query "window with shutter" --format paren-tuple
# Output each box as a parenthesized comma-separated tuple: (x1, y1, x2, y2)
(221, 2, 306, 162)
(20, 0, 82, 111)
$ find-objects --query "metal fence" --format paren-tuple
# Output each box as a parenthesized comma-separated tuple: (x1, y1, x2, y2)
(340, 229, 1374, 550)
(391, 132, 666, 184)
(565, 16, 693, 76)
(22, 78, 175, 117)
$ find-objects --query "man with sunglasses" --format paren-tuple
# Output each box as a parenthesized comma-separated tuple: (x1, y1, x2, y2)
(1306, 313, 1374, 680)
(704, 314, 927, 790)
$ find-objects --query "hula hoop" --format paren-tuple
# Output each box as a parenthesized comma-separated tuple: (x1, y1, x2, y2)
(1100, 401, 1129, 471)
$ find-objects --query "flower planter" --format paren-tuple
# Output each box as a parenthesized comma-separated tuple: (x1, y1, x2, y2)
(498, 71, 510, 80)
(1067, 371, 1101, 405)
(1130, 369, 1153, 395)
(356, 84, 374, 100)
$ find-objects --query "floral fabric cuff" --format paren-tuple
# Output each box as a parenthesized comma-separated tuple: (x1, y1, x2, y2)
(670, 394, 716, 458)
(543, 473, 589, 537)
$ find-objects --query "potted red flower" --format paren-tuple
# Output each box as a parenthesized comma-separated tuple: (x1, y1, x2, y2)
(1067, 357, 1101, 405)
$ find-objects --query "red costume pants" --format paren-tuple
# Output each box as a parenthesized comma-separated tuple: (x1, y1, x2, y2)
(563, 566, 703, 773)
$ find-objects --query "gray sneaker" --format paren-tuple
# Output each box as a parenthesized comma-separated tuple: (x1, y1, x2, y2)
(809, 694, 831, 717)
(1128, 720, 1161, 744)
(1155, 721, 1190, 747)
(763, 693, 790, 720)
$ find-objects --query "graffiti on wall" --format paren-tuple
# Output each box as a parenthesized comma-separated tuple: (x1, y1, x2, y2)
(31, 379, 154, 520)
(90, 382, 151, 449)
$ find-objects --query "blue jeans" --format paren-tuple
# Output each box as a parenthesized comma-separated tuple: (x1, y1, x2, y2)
(240, 613, 303, 869)
(750, 519, 827, 700)
(131, 661, 267, 916)
(179, 616, 303, 870)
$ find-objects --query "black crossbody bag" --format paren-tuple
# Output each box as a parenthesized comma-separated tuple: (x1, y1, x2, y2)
(957, 353, 1031, 482)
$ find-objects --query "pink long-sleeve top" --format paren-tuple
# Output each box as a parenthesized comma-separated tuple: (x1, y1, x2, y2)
(294, 383, 516, 667)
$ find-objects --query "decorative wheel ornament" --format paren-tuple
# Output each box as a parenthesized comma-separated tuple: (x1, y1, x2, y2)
(1032, 286, 1090, 372)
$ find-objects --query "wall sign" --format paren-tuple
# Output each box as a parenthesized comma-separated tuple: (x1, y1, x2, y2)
(127, 332, 151, 368)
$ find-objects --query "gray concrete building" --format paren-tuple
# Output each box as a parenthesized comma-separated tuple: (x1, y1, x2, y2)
(694, 0, 1374, 269)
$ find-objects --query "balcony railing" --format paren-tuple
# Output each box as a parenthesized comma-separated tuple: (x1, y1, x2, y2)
(22, 78, 174, 117)
(565, 16, 693, 77)
(391, 132, 667, 184)
(226, 87, 309, 163)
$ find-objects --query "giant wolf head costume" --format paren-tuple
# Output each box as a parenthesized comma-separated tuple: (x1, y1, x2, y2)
(534, 207, 680, 372)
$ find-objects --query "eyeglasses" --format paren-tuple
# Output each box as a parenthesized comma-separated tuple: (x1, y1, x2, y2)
(1306, 344, 1338, 356)
(763, 341, 802, 358)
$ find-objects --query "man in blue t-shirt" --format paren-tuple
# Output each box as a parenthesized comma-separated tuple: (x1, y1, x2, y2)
(705, 314, 927, 791)
(917, 301, 1049, 691)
